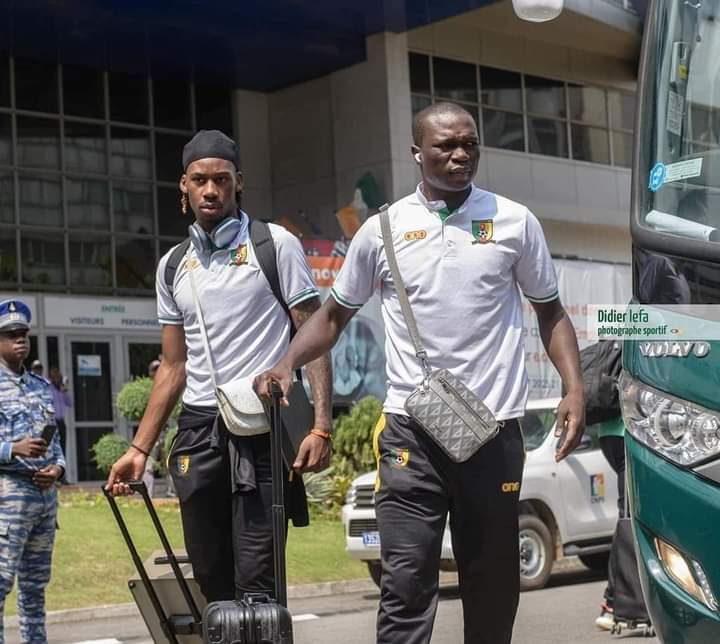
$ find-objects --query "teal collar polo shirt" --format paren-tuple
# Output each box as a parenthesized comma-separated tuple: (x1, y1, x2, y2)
(331, 184, 559, 420)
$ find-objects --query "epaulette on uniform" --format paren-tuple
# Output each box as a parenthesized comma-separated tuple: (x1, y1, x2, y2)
(27, 373, 49, 388)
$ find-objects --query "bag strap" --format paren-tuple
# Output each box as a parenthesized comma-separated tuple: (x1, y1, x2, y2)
(249, 219, 302, 380)
(187, 266, 219, 392)
(379, 208, 431, 381)
(250, 219, 295, 338)
(164, 238, 192, 297)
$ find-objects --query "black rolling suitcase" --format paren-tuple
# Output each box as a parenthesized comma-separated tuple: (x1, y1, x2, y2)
(610, 515, 654, 637)
(103, 481, 204, 643)
(201, 384, 294, 644)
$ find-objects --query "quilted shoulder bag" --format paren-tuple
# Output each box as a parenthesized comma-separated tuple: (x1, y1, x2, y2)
(379, 208, 499, 462)
(189, 265, 270, 436)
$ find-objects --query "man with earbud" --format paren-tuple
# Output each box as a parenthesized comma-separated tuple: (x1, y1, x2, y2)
(255, 102, 584, 644)
(105, 130, 333, 603)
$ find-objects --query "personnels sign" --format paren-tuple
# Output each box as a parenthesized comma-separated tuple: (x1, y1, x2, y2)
(44, 296, 159, 330)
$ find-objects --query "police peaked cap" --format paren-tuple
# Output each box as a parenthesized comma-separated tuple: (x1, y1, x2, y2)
(182, 130, 240, 171)
(0, 299, 31, 332)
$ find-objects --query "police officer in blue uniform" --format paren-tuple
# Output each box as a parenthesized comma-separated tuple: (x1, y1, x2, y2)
(0, 300, 65, 644)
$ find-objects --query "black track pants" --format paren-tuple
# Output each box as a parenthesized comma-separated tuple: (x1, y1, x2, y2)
(600, 434, 626, 608)
(169, 420, 276, 603)
(374, 413, 525, 644)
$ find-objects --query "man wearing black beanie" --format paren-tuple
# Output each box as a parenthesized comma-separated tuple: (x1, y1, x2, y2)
(106, 130, 333, 603)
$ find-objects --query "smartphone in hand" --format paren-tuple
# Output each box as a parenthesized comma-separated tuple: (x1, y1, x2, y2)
(41, 424, 56, 447)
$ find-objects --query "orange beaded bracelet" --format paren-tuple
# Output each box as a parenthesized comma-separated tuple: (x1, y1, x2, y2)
(309, 428, 332, 440)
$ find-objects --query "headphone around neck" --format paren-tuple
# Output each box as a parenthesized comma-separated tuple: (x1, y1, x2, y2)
(188, 216, 244, 255)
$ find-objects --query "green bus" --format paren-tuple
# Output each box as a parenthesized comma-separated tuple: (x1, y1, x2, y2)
(620, 0, 720, 640)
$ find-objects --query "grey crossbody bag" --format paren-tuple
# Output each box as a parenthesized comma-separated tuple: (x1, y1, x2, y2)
(379, 209, 499, 462)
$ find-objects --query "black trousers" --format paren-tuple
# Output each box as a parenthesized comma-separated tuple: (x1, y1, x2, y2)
(169, 412, 305, 603)
(599, 434, 626, 608)
(374, 414, 525, 644)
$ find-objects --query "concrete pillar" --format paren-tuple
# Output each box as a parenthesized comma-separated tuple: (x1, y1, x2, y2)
(330, 32, 415, 210)
(233, 89, 273, 218)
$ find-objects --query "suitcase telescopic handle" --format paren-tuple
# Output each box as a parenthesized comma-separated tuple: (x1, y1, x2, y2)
(102, 482, 203, 631)
(270, 384, 288, 608)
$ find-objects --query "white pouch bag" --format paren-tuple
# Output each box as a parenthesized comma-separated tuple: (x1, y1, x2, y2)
(189, 267, 270, 436)
(216, 376, 270, 436)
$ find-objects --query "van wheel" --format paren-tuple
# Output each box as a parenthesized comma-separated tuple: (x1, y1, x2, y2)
(578, 552, 610, 572)
(367, 561, 382, 588)
(519, 514, 554, 591)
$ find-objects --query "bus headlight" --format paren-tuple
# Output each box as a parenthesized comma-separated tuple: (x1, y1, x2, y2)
(620, 373, 720, 467)
(655, 538, 718, 611)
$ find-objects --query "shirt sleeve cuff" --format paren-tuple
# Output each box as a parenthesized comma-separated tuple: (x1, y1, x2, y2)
(287, 287, 320, 309)
(0, 442, 13, 463)
(158, 317, 184, 326)
(524, 289, 559, 304)
(330, 287, 364, 310)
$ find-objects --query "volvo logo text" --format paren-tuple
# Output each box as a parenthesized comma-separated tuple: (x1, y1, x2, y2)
(639, 341, 711, 358)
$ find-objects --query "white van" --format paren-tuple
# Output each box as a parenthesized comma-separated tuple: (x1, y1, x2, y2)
(341, 399, 619, 590)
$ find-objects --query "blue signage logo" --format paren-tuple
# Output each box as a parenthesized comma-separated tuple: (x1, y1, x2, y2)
(649, 163, 666, 192)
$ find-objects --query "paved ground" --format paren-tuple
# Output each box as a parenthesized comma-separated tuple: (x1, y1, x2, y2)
(5, 560, 659, 644)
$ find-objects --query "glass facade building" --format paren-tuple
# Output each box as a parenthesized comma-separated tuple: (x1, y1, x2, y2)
(0, 55, 233, 296)
(410, 52, 636, 169)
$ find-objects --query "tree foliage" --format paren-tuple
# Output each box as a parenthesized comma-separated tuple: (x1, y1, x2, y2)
(91, 433, 131, 476)
(116, 377, 181, 422)
(332, 396, 382, 478)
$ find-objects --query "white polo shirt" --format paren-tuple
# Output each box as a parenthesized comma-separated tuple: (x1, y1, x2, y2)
(331, 184, 558, 420)
(157, 212, 319, 407)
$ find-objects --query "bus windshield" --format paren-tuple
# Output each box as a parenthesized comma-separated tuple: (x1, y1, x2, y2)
(639, 0, 720, 243)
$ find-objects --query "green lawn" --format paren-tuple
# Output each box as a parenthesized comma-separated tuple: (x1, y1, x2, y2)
(5, 492, 366, 615)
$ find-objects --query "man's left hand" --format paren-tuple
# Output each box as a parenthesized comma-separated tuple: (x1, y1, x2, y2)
(33, 465, 63, 490)
(554, 390, 585, 462)
(293, 434, 331, 473)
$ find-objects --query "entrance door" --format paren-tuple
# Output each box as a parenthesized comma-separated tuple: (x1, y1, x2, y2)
(124, 339, 162, 437)
(68, 338, 115, 481)
(126, 340, 162, 380)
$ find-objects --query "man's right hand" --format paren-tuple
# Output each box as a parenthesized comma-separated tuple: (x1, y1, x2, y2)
(104, 449, 147, 496)
(12, 437, 47, 458)
(253, 361, 294, 406)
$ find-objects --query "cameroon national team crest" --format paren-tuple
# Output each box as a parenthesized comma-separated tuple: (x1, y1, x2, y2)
(472, 219, 494, 244)
(229, 245, 248, 266)
(176, 455, 191, 477)
(389, 448, 409, 468)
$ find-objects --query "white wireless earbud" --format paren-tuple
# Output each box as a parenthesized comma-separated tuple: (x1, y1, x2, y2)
(414, 152, 422, 164)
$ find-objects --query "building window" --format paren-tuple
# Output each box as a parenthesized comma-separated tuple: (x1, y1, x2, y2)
(481, 67, 524, 152)
(0, 55, 234, 295)
(409, 52, 635, 169)
(569, 84, 610, 164)
(608, 90, 635, 167)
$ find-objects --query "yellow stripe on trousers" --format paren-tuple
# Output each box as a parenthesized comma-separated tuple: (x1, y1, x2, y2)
(372, 414, 386, 492)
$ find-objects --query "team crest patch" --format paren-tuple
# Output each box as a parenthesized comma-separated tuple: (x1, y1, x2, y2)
(229, 245, 248, 266)
(389, 448, 409, 468)
(472, 220, 494, 244)
(176, 455, 191, 477)
(404, 230, 427, 242)
(184, 258, 199, 270)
